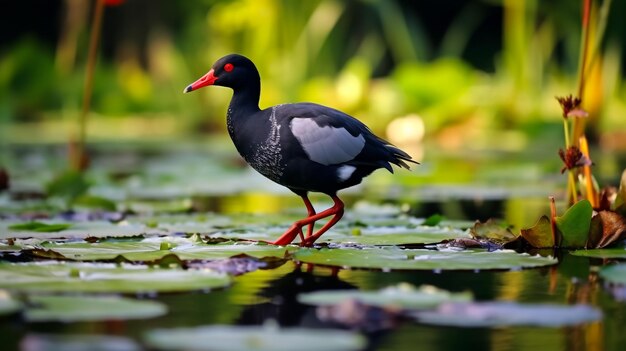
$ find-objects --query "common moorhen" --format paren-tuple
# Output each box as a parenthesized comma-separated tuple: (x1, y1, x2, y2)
(185, 54, 416, 246)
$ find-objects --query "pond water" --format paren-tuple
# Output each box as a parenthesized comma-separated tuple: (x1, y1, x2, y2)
(1, 253, 624, 351)
(0, 141, 625, 351)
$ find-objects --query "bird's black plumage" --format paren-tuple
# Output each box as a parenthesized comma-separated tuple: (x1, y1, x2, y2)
(185, 54, 417, 246)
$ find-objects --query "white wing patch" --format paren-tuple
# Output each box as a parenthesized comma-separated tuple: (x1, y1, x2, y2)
(337, 165, 356, 182)
(290, 118, 365, 165)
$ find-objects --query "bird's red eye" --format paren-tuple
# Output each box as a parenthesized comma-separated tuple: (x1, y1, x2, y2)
(224, 63, 234, 72)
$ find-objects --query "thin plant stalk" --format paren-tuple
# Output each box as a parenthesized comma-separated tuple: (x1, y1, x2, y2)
(72, 0, 105, 171)
(562, 117, 578, 203)
(579, 135, 598, 207)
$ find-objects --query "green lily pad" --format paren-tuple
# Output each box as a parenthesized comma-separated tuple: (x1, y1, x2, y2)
(9, 221, 71, 232)
(599, 264, 626, 285)
(0, 291, 22, 316)
(0, 220, 164, 240)
(322, 226, 469, 245)
(144, 325, 366, 351)
(38, 241, 293, 262)
(414, 302, 602, 327)
(20, 334, 141, 351)
(0, 262, 231, 293)
(298, 283, 472, 309)
(470, 219, 517, 244)
(25, 295, 167, 322)
(293, 247, 557, 270)
(571, 247, 626, 259)
(556, 199, 593, 248)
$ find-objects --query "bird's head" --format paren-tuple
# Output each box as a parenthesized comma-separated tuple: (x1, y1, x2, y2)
(184, 54, 259, 93)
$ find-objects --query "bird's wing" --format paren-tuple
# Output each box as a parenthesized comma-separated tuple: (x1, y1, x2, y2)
(289, 116, 365, 165)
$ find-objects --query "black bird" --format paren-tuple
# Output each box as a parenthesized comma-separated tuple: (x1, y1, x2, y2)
(185, 54, 416, 246)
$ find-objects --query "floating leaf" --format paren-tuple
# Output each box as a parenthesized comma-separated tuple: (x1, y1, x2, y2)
(25, 295, 167, 322)
(322, 226, 469, 245)
(0, 220, 163, 240)
(414, 302, 601, 327)
(293, 247, 557, 270)
(588, 211, 626, 248)
(20, 334, 141, 351)
(571, 247, 626, 259)
(520, 215, 554, 248)
(470, 219, 517, 244)
(8, 221, 71, 232)
(298, 283, 472, 309)
(37, 241, 294, 262)
(144, 325, 366, 351)
(599, 264, 626, 285)
(0, 262, 231, 293)
(556, 200, 592, 248)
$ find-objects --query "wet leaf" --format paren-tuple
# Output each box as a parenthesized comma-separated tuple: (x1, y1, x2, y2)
(520, 215, 554, 248)
(556, 200, 592, 248)
(414, 302, 601, 327)
(470, 219, 517, 244)
(0, 262, 231, 293)
(588, 211, 626, 248)
(599, 264, 626, 285)
(293, 247, 557, 270)
(571, 247, 626, 259)
(8, 221, 71, 232)
(323, 226, 469, 245)
(298, 283, 472, 309)
(0, 220, 163, 240)
(25, 295, 167, 322)
(20, 334, 141, 351)
(144, 325, 366, 351)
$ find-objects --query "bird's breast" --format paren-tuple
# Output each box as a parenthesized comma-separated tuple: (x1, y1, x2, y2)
(230, 106, 286, 183)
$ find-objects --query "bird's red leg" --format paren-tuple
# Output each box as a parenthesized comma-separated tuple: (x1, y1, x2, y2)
(270, 196, 344, 246)
(301, 195, 316, 238)
(301, 196, 344, 246)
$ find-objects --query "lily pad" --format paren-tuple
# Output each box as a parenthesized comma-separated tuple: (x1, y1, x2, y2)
(0, 220, 165, 240)
(571, 247, 626, 259)
(293, 247, 557, 270)
(144, 325, 366, 351)
(37, 241, 294, 262)
(322, 226, 469, 245)
(9, 222, 71, 232)
(0, 262, 231, 293)
(298, 283, 472, 309)
(20, 334, 141, 351)
(599, 264, 626, 285)
(25, 295, 167, 322)
(414, 302, 602, 327)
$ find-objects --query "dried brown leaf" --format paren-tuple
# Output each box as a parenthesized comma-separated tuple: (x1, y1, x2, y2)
(588, 211, 626, 249)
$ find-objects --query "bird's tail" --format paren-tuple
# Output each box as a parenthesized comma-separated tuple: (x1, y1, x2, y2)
(385, 144, 418, 170)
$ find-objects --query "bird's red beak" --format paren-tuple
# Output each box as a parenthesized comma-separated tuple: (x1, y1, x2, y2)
(184, 69, 217, 93)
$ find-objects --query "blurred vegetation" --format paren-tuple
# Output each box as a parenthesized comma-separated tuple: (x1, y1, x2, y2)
(0, 0, 625, 153)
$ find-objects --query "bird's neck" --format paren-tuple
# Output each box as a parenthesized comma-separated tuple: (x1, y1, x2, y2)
(228, 80, 261, 117)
